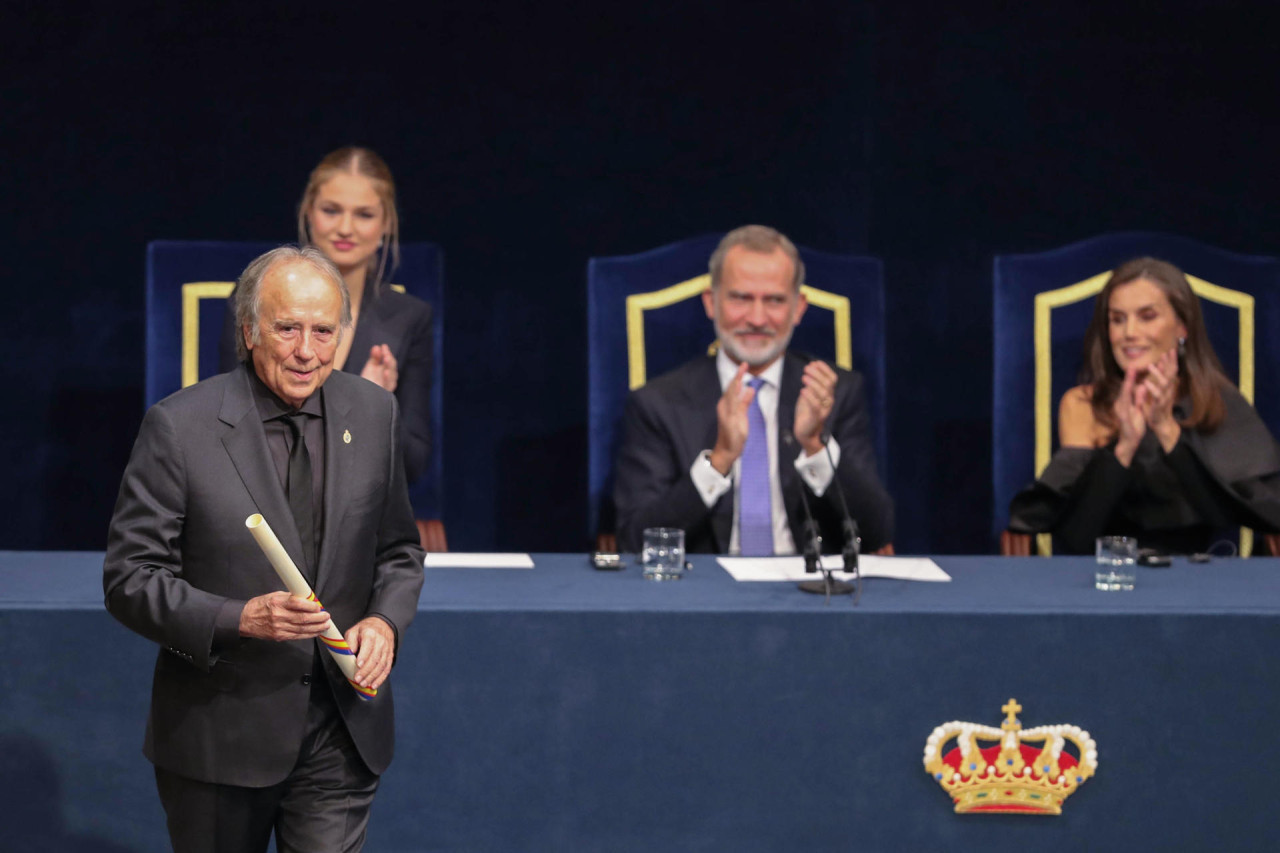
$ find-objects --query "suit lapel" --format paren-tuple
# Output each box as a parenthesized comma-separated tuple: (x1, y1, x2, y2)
(343, 296, 384, 376)
(686, 357, 721, 452)
(219, 368, 307, 575)
(316, 381, 354, 592)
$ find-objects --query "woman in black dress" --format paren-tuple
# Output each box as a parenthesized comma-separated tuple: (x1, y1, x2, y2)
(1008, 257, 1280, 555)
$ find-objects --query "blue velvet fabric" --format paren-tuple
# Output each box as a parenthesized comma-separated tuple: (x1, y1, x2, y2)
(144, 240, 447, 520)
(587, 234, 886, 539)
(8, 551, 1280, 851)
(145, 240, 278, 407)
(992, 232, 1280, 541)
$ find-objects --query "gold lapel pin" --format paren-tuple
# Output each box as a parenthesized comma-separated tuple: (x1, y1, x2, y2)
(343, 429, 352, 444)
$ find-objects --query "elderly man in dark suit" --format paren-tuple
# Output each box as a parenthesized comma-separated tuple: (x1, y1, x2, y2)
(615, 225, 894, 556)
(104, 246, 424, 853)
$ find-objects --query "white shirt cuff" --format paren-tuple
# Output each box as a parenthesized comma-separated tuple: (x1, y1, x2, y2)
(794, 437, 840, 497)
(690, 450, 733, 508)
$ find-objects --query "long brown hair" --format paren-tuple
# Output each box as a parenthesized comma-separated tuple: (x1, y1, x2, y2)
(297, 146, 401, 293)
(1081, 256, 1229, 433)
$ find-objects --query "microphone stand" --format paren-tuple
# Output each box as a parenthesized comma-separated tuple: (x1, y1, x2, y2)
(823, 437, 862, 605)
(791, 433, 856, 602)
(785, 355, 863, 602)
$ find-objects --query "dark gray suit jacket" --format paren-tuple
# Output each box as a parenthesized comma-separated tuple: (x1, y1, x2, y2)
(614, 352, 894, 554)
(104, 365, 425, 787)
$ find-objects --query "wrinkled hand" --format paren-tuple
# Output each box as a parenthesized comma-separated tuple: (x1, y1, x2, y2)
(360, 344, 399, 392)
(1113, 367, 1148, 467)
(793, 360, 837, 456)
(239, 592, 332, 642)
(710, 362, 755, 475)
(1141, 347, 1181, 452)
(347, 616, 395, 691)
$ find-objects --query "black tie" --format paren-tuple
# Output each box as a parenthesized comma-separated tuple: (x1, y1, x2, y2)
(284, 413, 316, 576)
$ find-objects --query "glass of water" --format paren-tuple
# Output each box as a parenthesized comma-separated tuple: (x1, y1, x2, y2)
(1095, 536, 1137, 591)
(642, 527, 685, 581)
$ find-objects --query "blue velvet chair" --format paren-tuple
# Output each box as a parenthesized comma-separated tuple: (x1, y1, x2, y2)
(993, 232, 1280, 556)
(587, 233, 887, 549)
(145, 240, 447, 550)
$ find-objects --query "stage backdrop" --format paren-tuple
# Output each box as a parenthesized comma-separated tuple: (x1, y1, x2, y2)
(3, 2, 1280, 553)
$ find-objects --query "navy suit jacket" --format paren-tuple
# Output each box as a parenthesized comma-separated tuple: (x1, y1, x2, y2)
(103, 365, 425, 787)
(614, 352, 893, 554)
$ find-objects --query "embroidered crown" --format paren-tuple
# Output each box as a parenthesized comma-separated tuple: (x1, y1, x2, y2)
(922, 699, 1097, 815)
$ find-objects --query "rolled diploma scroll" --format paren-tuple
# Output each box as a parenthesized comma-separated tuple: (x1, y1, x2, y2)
(245, 513, 376, 700)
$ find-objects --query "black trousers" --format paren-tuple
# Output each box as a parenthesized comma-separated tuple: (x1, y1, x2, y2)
(154, 675, 379, 853)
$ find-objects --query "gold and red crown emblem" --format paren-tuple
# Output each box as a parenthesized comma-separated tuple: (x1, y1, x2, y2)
(923, 699, 1097, 815)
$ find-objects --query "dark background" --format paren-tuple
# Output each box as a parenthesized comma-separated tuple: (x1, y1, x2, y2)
(3, 1, 1277, 554)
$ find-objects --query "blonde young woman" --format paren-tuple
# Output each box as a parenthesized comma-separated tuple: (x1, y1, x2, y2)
(1008, 257, 1280, 554)
(222, 147, 433, 483)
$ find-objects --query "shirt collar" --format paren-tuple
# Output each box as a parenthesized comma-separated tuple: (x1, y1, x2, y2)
(246, 363, 324, 421)
(715, 348, 785, 392)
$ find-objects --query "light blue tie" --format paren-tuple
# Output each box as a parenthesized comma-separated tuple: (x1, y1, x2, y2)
(738, 376, 773, 556)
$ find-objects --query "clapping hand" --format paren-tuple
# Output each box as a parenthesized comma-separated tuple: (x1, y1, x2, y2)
(1113, 346, 1180, 465)
(1139, 347, 1181, 452)
(1113, 367, 1148, 467)
(793, 360, 837, 456)
(360, 344, 399, 392)
(710, 362, 756, 475)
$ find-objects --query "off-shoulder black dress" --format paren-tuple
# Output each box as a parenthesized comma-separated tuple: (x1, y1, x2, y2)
(1008, 386, 1280, 554)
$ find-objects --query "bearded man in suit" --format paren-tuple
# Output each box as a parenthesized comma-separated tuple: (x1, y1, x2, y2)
(104, 246, 424, 853)
(615, 225, 894, 556)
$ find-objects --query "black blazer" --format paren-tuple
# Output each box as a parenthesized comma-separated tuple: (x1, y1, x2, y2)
(613, 352, 893, 554)
(221, 287, 434, 484)
(103, 366, 425, 787)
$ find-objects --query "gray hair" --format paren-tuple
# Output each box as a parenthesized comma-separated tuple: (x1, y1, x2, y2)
(233, 245, 353, 362)
(708, 225, 805, 292)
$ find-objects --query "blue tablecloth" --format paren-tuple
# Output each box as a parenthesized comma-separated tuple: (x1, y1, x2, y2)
(3, 552, 1279, 851)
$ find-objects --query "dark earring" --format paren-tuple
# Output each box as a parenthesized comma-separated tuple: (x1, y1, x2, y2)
(1177, 336, 1187, 357)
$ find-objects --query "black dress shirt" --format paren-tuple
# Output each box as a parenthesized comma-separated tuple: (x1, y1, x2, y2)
(248, 365, 326, 567)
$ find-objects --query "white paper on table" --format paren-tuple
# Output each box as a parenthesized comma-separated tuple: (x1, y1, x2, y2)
(425, 553, 535, 569)
(717, 555, 950, 582)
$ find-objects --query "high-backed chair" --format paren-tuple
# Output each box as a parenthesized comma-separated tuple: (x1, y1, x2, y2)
(993, 232, 1280, 556)
(145, 240, 447, 551)
(587, 233, 888, 552)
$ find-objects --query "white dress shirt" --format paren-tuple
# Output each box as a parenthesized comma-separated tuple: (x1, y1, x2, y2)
(688, 350, 841, 555)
